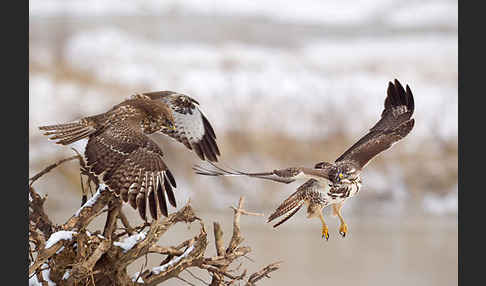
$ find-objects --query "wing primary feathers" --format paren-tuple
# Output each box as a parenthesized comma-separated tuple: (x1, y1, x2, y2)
(148, 185, 158, 220)
(163, 174, 177, 208)
(136, 191, 147, 221)
(157, 180, 169, 217)
(335, 79, 415, 168)
(406, 84, 415, 113)
(202, 113, 217, 139)
(208, 136, 221, 157)
(205, 137, 219, 161)
(200, 139, 217, 162)
(192, 143, 205, 161)
(165, 169, 177, 188)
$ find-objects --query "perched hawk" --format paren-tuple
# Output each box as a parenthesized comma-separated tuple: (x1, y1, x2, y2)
(39, 91, 220, 220)
(194, 79, 414, 240)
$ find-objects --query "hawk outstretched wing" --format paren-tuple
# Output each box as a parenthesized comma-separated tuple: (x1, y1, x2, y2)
(193, 162, 333, 184)
(85, 120, 176, 220)
(140, 91, 220, 162)
(334, 79, 415, 169)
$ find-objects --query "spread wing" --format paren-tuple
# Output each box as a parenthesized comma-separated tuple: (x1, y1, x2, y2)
(193, 162, 332, 184)
(141, 91, 220, 162)
(335, 79, 415, 169)
(84, 120, 177, 220)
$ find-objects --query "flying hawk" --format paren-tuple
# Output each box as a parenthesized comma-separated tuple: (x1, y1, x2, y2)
(193, 79, 414, 240)
(39, 91, 220, 220)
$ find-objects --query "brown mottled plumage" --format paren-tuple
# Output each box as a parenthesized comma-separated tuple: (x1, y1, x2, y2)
(39, 92, 220, 220)
(194, 79, 415, 240)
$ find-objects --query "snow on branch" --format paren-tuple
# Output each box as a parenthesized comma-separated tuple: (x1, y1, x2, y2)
(29, 155, 281, 285)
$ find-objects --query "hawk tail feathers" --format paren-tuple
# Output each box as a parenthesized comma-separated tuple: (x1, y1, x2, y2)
(39, 120, 96, 145)
(268, 190, 304, 228)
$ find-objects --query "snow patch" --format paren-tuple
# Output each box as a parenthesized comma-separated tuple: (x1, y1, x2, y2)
(75, 184, 107, 216)
(45, 231, 77, 249)
(113, 231, 147, 253)
(29, 263, 56, 286)
(131, 271, 144, 283)
(151, 245, 196, 275)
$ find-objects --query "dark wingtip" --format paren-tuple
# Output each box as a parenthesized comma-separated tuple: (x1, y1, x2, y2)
(164, 177, 177, 208)
(406, 84, 415, 113)
(192, 143, 206, 162)
(394, 79, 405, 97)
(165, 169, 177, 188)
(409, 118, 415, 128)
(148, 190, 158, 220)
(385, 78, 410, 108)
(202, 114, 217, 139)
(157, 186, 169, 217)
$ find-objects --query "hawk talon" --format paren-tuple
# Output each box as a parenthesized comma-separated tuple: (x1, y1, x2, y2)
(339, 223, 348, 238)
(321, 226, 329, 241)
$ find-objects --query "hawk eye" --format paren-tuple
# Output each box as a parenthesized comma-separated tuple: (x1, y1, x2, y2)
(165, 120, 176, 130)
(338, 173, 344, 179)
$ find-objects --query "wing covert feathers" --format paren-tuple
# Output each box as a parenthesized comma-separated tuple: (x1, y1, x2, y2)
(82, 123, 177, 221)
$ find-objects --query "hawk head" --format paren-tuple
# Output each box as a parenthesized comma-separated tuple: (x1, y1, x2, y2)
(330, 162, 359, 184)
(151, 101, 176, 130)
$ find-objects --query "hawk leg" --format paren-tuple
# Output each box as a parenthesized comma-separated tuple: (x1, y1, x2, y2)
(318, 212, 329, 241)
(333, 203, 348, 238)
(79, 165, 100, 206)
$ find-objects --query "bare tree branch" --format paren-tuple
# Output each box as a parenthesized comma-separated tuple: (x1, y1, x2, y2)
(29, 157, 281, 286)
(246, 261, 283, 285)
(29, 155, 81, 187)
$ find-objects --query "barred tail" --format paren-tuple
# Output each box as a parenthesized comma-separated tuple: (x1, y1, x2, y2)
(39, 119, 96, 145)
(267, 190, 304, 228)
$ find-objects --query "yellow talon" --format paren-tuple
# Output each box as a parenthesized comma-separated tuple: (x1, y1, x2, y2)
(339, 223, 348, 238)
(321, 225, 329, 241)
(318, 212, 329, 241)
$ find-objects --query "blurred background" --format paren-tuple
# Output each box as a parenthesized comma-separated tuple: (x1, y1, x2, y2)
(29, 0, 457, 285)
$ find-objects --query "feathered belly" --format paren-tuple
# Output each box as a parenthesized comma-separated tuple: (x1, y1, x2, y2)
(325, 180, 362, 204)
(302, 180, 361, 212)
(301, 179, 362, 217)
